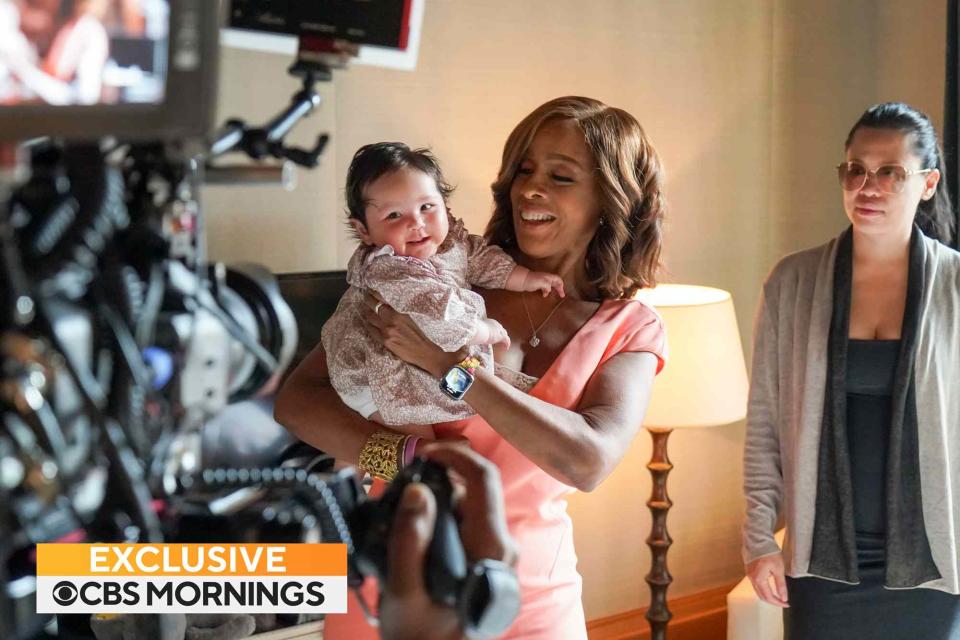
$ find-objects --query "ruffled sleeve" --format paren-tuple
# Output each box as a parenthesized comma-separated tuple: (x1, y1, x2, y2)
(446, 218, 516, 289)
(360, 250, 484, 352)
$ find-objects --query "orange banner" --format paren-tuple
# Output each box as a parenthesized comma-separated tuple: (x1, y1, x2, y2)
(37, 544, 347, 577)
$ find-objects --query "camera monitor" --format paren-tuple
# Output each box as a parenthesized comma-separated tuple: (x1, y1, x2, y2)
(0, 0, 219, 142)
(222, 0, 424, 72)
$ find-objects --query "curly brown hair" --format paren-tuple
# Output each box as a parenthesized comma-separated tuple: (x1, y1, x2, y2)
(486, 96, 665, 300)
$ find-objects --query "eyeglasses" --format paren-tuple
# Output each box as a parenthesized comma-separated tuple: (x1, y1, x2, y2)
(836, 161, 933, 194)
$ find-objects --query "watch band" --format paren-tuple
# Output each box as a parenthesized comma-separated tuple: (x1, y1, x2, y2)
(456, 356, 481, 375)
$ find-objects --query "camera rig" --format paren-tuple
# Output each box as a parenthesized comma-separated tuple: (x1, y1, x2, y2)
(0, 45, 333, 638)
(1, 7, 518, 639)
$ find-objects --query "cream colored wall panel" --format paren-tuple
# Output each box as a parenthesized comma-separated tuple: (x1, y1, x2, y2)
(874, 1, 946, 129)
(204, 46, 341, 273)
(768, 0, 877, 257)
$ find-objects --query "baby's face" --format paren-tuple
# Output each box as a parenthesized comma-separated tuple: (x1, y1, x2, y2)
(353, 167, 449, 259)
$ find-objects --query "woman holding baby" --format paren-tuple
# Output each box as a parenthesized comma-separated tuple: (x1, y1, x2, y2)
(275, 96, 667, 639)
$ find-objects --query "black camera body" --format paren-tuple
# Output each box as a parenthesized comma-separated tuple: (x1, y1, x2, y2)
(171, 456, 468, 605)
(0, 2, 517, 638)
(0, 135, 478, 640)
(0, 132, 309, 637)
(350, 458, 467, 604)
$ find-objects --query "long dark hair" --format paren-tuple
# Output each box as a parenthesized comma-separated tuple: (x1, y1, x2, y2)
(845, 102, 955, 245)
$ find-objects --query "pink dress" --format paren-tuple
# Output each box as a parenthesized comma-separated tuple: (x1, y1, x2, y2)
(324, 298, 666, 640)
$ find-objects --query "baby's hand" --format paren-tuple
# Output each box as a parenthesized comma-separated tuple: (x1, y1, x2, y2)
(487, 320, 511, 350)
(523, 271, 565, 298)
(469, 319, 511, 349)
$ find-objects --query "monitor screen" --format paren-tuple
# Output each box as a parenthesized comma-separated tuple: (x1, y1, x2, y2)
(276, 271, 349, 368)
(221, 0, 424, 72)
(0, 0, 169, 107)
(0, 0, 218, 143)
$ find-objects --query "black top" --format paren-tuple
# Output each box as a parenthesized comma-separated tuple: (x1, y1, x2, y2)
(845, 339, 899, 536)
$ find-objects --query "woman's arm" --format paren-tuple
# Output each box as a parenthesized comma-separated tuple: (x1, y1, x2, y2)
(461, 351, 658, 492)
(742, 287, 784, 562)
(369, 301, 657, 492)
(742, 284, 788, 607)
(274, 342, 408, 465)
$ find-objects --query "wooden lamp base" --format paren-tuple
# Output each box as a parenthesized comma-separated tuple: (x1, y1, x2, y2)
(645, 427, 674, 640)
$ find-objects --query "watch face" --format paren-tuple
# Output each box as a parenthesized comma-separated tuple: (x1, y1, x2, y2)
(440, 366, 474, 400)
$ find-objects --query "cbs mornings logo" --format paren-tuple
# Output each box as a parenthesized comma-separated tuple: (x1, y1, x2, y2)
(52, 581, 79, 606)
(36, 543, 348, 614)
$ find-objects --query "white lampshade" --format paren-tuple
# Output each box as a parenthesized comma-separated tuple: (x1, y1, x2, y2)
(634, 284, 749, 429)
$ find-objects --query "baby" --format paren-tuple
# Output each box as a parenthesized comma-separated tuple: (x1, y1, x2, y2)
(321, 142, 563, 432)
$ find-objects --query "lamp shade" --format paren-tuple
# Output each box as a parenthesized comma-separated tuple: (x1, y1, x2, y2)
(635, 284, 748, 429)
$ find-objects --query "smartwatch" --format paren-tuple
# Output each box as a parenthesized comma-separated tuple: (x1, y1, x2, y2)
(439, 356, 480, 400)
(457, 559, 522, 639)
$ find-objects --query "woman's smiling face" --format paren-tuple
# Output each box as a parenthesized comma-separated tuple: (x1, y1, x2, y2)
(509, 118, 602, 265)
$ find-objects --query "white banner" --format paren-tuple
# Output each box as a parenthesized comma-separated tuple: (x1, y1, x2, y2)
(36, 576, 348, 614)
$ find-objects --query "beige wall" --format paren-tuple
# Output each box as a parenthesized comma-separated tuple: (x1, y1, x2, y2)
(769, 0, 946, 258)
(205, 0, 947, 622)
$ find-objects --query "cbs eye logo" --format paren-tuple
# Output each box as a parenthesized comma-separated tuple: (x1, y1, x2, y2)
(52, 581, 78, 606)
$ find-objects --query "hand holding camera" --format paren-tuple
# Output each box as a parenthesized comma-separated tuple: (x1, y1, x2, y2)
(377, 445, 520, 640)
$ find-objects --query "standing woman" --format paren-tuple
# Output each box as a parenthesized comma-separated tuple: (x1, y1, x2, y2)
(276, 96, 668, 639)
(743, 102, 960, 639)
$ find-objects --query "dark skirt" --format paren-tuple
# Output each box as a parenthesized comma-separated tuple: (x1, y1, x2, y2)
(784, 535, 960, 640)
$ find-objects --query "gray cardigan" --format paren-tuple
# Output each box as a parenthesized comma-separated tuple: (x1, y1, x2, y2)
(742, 232, 960, 594)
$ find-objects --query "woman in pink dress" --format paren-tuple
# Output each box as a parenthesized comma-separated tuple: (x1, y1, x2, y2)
(275, 96, 668, 639)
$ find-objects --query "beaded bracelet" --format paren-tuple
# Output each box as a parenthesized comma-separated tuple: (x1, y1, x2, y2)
(457, 356, 481, 375)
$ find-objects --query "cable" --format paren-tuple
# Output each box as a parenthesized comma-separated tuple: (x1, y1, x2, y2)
(181, 466, 357, 555)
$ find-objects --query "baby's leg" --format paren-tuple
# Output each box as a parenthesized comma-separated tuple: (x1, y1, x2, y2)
(395, 423, 436, 439)
(369, 412, 435, 439)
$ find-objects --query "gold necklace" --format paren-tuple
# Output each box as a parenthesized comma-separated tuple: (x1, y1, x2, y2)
(520, 294, 568, 348)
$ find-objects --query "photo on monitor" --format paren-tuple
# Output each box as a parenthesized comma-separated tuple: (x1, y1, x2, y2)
(0, 0, 169, 107)
(0, 0, 219, 142)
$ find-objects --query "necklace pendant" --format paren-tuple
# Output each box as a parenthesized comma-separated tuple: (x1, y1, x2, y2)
(529, 335, 540, 348)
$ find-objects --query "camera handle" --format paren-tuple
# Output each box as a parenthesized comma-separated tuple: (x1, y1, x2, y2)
(348, 459, 469, 626)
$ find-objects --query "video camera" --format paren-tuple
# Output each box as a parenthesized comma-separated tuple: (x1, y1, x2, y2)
(0, 1, 516, 639)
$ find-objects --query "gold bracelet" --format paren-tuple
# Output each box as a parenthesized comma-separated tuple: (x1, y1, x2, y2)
(358, 430, 406, 481)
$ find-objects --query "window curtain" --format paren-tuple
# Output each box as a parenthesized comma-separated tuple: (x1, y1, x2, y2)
(946, 0, 959, 249)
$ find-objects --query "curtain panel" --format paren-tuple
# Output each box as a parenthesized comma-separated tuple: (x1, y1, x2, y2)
(946, 0, 959, 248)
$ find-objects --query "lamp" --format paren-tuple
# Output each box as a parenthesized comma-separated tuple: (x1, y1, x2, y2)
(633, 284, 749, 640)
